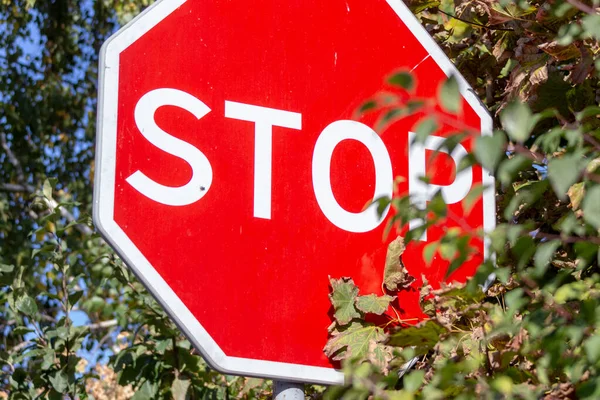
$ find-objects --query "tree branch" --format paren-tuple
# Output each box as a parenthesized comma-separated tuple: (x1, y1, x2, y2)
(0, 133, 93, 236)
(535, 231, 600, 246)
(8, 320, 117, 355)
(1, 133, 26, 184)
(0, 183, 35, 192)
(88, 319, 118, 330)
(9, 340, 35, 354)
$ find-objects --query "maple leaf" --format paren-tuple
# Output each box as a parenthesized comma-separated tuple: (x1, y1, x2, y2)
(329, 277, 360, 325)
(356, 294, 396, 315)
(538, 41, 579, 61)
(323, 321, 387, 361)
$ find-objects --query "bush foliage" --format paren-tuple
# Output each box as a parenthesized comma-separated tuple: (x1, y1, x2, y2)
(1, 0, 600, 399)
(324, 0, 600, 398)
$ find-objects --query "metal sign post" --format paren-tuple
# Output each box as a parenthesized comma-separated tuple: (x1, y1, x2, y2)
(273, 381, 304, 399)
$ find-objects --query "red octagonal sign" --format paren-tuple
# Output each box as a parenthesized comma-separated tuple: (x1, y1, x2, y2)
(95, 0, 495, 384)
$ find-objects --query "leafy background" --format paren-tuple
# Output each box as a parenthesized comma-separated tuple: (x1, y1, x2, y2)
(1, 0, 600, 398)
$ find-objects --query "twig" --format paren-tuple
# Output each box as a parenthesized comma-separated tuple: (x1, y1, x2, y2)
(446, 208, 480, 237)
(39, 314, 57, 324)
(438, 9, 515, 31)
(512, 143, 600, 184)
(30, 321, 47, 347)
(534, 231, 600, 245)
(583, 133, 600, 153)
(512, 143, 545, 163)
(485, 71, 494, 105)
(566, 0, 598, 15)
(87, 319, 118, 330)
(9, 340, 35, 354)
(0, 183, 35, 192)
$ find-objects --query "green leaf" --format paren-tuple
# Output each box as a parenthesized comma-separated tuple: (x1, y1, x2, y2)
(172, 376, 191, 400)
(584, 335, 600, 363)
(155, 339, 171, 355)
(376, 108, 404, 131)
(504, 288, 526, 310)
(582, 15, 600, 40)
(576, 105, 600, 122)
(548, 154, 584, 200)
(463, 184, 486, 213)
(439, 75, 460, 114)
(41, 350, 56, 370)
(498, 156, 532, 185)
(492, 376, 514, 395)
(359, 100, 377, 114)
(499, 58, 517, 79)
(49, 370, 68, 394)
(500, 101, 535, 143)
(439, 243, 457, 261)
(423, 241, 438, 264)
(12, 326, 33, 336)
(413, 117, 439, 143)
(388, 321, 445, 353)
(329, 277, 360, 325)
(406, 99, 425, 114)
(87, 295, 105, 312)
(428, 192, 447, 217)
(403, 370, 425, 392)
(534, 240, 560, 275)
(384, 237, 415, 291)
(587, 158, 600, 173)
(409, 0, 441, 13)
(475, 132, 506, 171)
(355, 294, 395, 315)
(582, 185, 600, 230)
(240, 378, 264, 396)
(324, 321, 386, 360)
(0, 264, 14, 273)
(42, 179, 54, 200)
(31, 244, 57, 259)
(388, 71, 415, 91)
(132, 380, 158, 400)
(568, 182, 585, 210)
(68, 290, 84, 307)
(16, 295, 38, 316)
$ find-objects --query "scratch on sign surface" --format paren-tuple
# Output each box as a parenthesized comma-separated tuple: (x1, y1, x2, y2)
(345, 1, 350, 12)
(410, 54, 431, 72)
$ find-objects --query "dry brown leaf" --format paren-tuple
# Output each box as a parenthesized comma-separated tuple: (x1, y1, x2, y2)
(538, 41, 580, 61)
(383, 236, 415, 291)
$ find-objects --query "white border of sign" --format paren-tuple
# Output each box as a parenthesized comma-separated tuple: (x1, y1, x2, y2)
(94, 0, 495, 385)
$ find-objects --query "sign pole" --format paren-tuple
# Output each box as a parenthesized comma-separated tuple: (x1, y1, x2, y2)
(273, 380, 304, 399)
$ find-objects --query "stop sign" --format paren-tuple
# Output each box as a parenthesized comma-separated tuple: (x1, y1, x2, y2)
(94, 0, 494, 384)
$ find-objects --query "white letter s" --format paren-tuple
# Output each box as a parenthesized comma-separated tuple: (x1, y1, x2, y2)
(126, 88, 213, 206)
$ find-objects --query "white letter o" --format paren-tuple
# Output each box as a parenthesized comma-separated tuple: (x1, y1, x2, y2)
(312, 120, 393, 233)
